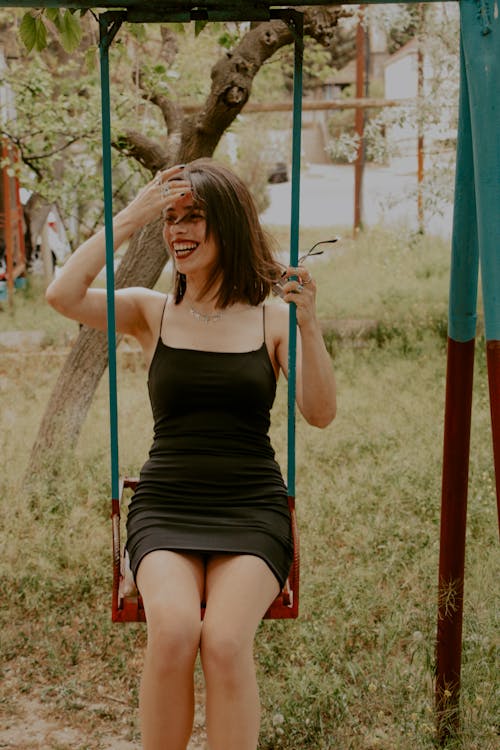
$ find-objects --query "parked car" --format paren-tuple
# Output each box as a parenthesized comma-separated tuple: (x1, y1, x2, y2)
(268, 161, 289, 184)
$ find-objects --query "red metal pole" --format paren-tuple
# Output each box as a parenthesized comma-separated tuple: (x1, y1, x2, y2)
(12, 145, 26, 274)
(417, 46, 424, 233)
(353, 7, 366, 236)
(486, 341, 500, 533)
(417, 3, 426, 234)
(1, 139, 15, 309)
(436, 337, 475, 742)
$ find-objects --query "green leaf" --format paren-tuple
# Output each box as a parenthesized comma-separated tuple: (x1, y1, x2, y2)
(168, 23, 186, 34)
(194, 20, 208, 37)
(126, 22, 147, 42)
(45, 8, 60, 24)
(33, 17, 48, 51)
(46, 7, 63, 32)
(59, 9, 82, 53)
(218, 31, 237, 50)
(19, 13, 38, 52)
(84, 45, 98, 73)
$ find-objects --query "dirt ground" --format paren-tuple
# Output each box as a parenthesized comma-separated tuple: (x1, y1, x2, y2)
(0, 684, 208, 749)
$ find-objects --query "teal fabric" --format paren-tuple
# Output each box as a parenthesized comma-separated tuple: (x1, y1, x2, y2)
(449, 1, 500, 341)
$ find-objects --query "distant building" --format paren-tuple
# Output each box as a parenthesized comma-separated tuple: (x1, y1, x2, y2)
(305, 25, 389, 164)
(384, 39, 457, 171)
(0, 45, 16, 125)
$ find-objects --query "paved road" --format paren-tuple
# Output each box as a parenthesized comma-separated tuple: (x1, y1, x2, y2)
(260, 163, 453, 238)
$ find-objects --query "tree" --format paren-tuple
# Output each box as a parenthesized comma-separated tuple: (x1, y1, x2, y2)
(325, 3, 459, 224)
(23, 7, 348, 477)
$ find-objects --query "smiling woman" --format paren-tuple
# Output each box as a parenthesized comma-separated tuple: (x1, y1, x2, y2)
(45, 157, 336, 750)
(166, 160, 283, 309)
(161, 170, 221, 299)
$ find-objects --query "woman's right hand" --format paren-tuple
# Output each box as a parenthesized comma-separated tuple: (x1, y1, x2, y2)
(122, 164, 191, 230)
(46, 164, 192, 336)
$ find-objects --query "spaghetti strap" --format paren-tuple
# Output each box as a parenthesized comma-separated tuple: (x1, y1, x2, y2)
(158, 294, 169, 340)
(262, 304, 266, 344)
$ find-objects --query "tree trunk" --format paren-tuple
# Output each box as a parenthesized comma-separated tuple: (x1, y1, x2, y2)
(29, 326, 111, 475)
(28, 8, 344, 478)
(28, 218, 168, 476)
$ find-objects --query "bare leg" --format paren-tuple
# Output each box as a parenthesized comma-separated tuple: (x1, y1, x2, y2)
(200, 555, 280, 750)
(136, 551, 205, 750)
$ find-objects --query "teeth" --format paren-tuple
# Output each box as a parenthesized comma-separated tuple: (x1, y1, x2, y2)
(174, 242, 197, 252)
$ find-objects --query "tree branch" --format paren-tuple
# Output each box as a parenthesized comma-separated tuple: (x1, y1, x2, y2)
(18, 134, 95, 161)
(177, 7, 348, 162)
(302, 5, 350, 46)
(133, 68, 182, 134)
(113, 130, 169, 173)
(2, 132, 44, 180)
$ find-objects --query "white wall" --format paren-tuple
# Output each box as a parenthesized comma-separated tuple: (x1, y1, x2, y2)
(0, 46, 16, 125)
(384, 44, 456, 173)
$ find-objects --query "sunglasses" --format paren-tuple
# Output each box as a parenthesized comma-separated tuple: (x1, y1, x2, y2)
(272, 237, 341, 298)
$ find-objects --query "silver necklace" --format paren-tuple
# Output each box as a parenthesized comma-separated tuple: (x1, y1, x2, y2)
(189, 305, 223, 324)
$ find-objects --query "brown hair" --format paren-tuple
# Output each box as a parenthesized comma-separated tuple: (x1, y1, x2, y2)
(171, 158, 282, 307)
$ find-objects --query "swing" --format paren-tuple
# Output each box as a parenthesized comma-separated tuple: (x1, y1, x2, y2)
(101, 9, 305, 623)
(111, 479, 299, 622)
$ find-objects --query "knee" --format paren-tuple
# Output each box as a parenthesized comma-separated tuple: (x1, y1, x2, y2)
(146, 604, 201, 672)
(200, 624, 253, 685)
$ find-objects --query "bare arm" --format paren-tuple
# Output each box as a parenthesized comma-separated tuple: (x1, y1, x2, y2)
(46, 166, 187, 338)
(274, 268, 336, 428)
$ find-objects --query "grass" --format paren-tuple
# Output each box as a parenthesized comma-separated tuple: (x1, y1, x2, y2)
(0, 226, 498, 749)
(0, 275, 77, 341)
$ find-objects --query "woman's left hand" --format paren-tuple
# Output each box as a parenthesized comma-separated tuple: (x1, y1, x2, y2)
(275, 264, 336, 427)
(280, 265, 318, 329)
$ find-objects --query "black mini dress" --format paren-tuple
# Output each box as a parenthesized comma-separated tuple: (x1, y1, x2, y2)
(126, 306, 293, 588)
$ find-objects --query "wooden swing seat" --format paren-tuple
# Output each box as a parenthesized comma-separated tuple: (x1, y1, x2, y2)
(112, 477, 299, 622)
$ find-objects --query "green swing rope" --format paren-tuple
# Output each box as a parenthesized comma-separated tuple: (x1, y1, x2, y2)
(99, 11, 303, 504)
(287, 10, 303, 497)
(100, 16, 121, 504)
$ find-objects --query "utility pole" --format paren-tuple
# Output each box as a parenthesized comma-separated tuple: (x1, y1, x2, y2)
(353, 6, 367, 236)
(417, 4, 426, 233)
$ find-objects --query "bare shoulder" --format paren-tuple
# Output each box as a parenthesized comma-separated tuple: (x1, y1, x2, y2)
(265, 299, 289, 353)
(117, 286, 165, 308)
(265, 299, 289, 336)
(115, 287, 167, 338)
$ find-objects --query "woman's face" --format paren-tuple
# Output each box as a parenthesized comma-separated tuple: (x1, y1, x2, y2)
(162, 199, 219, 277)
